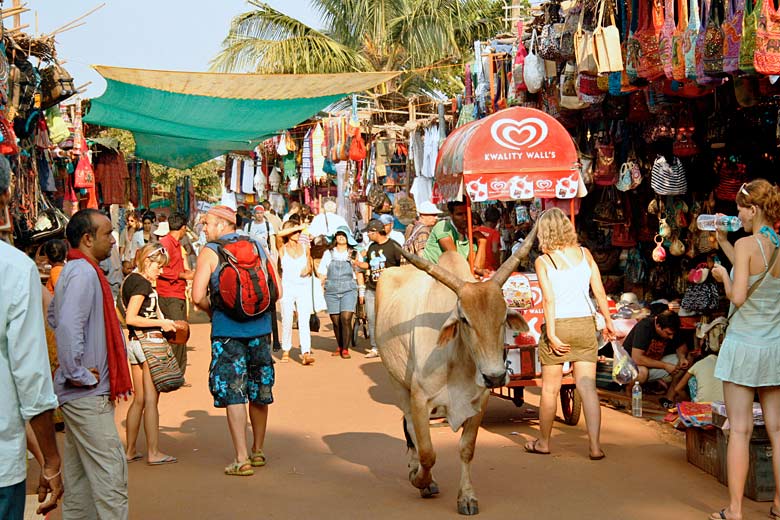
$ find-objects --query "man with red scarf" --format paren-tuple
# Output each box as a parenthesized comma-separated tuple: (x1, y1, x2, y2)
(49, 209, 130, 519)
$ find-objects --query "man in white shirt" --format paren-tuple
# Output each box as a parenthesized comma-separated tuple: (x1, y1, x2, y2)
(244, 205, 277, 256)
(307, 200, 348, 238)
(0, 158, 63, 519)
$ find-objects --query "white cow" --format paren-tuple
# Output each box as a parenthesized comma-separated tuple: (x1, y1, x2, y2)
(375, 224, 537, 515)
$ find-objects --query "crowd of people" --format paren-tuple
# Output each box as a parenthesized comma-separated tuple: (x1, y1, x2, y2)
(2, 167, 780, 519)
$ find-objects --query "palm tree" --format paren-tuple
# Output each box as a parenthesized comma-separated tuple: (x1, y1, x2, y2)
(210, 0, 505, 95)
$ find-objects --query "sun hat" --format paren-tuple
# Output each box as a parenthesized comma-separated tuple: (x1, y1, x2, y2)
(207, 205, 237, 225)
(327, 225, 358, 247)
(417, 201, 442, 215)
(366, 219, 384, 233)
(153, 221, 170, 237)
(378, 214, 394, 226)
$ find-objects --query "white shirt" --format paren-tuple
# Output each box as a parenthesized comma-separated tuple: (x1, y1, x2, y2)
(244, 218, 276, 253)
(307, 212, 348, 237)
(389, 230, 405, 246)
(0, 241, 59, 487)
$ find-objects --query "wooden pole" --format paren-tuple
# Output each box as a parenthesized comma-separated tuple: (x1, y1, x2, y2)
(466, 197, 475, 275)
(12, 0, 20, 29)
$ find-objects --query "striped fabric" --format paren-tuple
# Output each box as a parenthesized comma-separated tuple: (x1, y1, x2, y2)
(650, 155, 688, 195)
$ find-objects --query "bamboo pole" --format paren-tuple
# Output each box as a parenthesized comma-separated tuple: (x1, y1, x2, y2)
(12, 0, 21, 28)
(1, 6, 28, 20)
(48, 2, 105, 36)
(8, 24, 29, 33)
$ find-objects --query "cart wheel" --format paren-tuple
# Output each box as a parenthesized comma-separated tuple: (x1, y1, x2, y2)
(352, 314, 360, 346)
(511, 387, 525, 408)
(560, 386, 582, 425)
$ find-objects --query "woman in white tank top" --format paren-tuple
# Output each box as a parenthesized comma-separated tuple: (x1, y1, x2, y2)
(524, 208, 616, 460)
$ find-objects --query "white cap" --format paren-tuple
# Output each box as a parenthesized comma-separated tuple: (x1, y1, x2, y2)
(417, 201, 442, 215)
(153, 221, 170, 237)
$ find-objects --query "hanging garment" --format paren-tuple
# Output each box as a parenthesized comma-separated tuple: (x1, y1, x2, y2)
(409, 129, 424, 178)
(311, 123, 326, 181)
(94, 149, 129, 205)
(241, 159, 255, 194)
(140, 161, 152, 209)
(410, 176, 434, 205)
(220, 183, 237, 209)
(422, 126, 439, 179)
(230, 159, 241, 192)
(269, 166, 282, 192)
(254, 160, 267, 198)
(301, 128, 313, 184)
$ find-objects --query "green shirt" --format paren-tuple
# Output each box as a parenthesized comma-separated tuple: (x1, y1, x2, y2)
(422, 219, 475, 264)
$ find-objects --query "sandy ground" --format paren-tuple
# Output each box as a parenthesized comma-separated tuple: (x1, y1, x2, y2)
(29, 318, 770, 520)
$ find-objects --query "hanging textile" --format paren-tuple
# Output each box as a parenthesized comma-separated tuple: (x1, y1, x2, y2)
(253, 157, 267, 198)
(311, 123, 326, 182)
(241, 159, 254, 194)
(140, 161, 152, 209)
(422, 126, 439, 179)
(94, 149, 129, 206)
(230, 159, 241, 192)
(409, 130, 424, 178)
(301, 128, 313, 184)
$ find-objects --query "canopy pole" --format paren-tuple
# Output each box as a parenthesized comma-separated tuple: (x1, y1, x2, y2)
(466, 197, 475, 275)
(570, 198, 575, 226)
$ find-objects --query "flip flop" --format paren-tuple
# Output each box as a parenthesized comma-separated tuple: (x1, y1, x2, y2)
(126, 454, 143, 463)
(770, 506, 780, 519)
(524, 440, 550, 455)
(708, 509, 727, 519)
(148, 455, 177, 466)
(589, 452, 606, 461)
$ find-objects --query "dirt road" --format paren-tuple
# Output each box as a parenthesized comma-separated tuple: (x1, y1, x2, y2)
(35, 320, 767, 520)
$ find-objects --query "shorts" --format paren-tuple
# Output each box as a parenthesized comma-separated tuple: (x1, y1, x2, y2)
(324, 289, 357, 314)
(209, 335, 274, 408)
(127, 339, 146, 365)
(539, 316, 598, 366)
(646, 354, 679, 382)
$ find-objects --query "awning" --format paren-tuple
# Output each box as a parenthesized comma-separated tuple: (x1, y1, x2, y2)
(84, 66, 401, 169)
(433, 107, 581, 202)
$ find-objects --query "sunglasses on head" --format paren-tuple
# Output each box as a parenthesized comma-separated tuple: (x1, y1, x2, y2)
(146, 246, 167, 260)
(740, 182, 750, 197)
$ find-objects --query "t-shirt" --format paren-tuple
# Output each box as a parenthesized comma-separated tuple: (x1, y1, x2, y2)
(476, 225, 501, 270)
(365, 239, 403, 291)
(622, 317, 684, 361)
(422, 219, 476, 264)
(121, 272, 159, 337)
(244, 218, 275, 253)
(157, 234, 187, 300)
(688, 355, 724, 403)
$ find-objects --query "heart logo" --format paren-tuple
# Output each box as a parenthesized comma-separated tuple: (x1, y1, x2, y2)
(490, 117, 549, 151)
(536, 180, 553, 190)
(490, 180, 507, 191)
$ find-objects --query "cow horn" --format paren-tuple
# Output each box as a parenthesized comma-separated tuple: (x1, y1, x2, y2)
(492, 220, 539, 287)
(393, 242, 465, 295)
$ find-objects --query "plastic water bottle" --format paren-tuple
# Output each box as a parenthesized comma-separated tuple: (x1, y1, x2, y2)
(696, 214, 743, 232)
(631, 381, 643, 418)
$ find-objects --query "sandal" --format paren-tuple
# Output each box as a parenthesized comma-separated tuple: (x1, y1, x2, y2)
(250, 449, 266, 467)
(524, 440, 550, 455)
(770, 506, 780, 519)
(224, 459, 254, 476)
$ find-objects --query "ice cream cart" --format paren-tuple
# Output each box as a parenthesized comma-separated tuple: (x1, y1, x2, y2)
(433, 106, 585, 425)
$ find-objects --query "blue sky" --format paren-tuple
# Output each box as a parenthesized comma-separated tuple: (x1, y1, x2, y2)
(24, 0, 323, 98)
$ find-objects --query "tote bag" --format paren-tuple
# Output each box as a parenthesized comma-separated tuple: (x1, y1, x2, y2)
(672, 0, 690, 80)
(575, 4, 599, 73)
(659, 0, 678, 79)
(139, 337, 184, 393)
(650, 154, 688, 195)
(740, 0, 761, 73)
(524, 29, 545, 93)
(684, 0, 702, 78)
(722, 0, 745, 72)
(637, 0, 666, 79)
(754, 0, 780, 74)
(594, 0, 625, 73)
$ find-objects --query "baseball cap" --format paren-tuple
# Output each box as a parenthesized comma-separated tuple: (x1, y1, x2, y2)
(253, 205, 264, 213)
(378, 214, 394, 225)
(366, 219, 384, 233)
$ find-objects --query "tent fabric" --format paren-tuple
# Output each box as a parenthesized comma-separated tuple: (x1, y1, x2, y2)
(433, 107, 581, 202)
(84, 66, 400, 169)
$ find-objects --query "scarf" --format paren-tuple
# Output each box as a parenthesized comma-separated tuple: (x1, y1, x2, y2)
(67, 249, 132, 400)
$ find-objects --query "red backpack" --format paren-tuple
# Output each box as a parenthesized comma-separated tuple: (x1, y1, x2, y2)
(209, 237, 278, 321)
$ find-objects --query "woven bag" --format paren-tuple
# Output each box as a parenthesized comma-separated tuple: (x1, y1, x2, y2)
(739, 0, 760, 73)
(722, 0, 745, 72)
(754, 0, 780, 74)
(637, 0, 666, 79)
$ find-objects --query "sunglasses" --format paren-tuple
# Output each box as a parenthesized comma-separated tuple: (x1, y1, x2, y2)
(146, 246, 168, 260)
(739, 182, 750, 197)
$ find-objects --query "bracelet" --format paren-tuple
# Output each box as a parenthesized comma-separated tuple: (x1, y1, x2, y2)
(43, 469, 61, 481)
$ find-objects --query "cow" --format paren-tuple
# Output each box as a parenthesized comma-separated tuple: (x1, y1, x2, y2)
(375, 223, 538, 515)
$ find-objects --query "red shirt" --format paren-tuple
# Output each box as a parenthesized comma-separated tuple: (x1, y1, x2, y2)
(476, 225, 501, 270)
(157, 234, 186, 299)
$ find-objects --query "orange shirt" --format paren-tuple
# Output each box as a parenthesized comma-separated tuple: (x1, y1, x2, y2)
(46, 264, 63, 294)
(476, 226, 501, 270)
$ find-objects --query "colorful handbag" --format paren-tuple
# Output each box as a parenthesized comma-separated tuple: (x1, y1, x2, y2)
(637, 0, 666, 79)
(627, 89, 651, 121)
(513, 23, 529, 94)
(625, 0, 642, 81)
(754, 0, 780, 74)
(540, 17, 566, 61)
(577, 72, 606, 103)
(722, 0, 745, 72)
(139, 336, 184, 393)
(594, 0, 625, 72)
(651, 154, 688, 195)
(561, 62, 589, 109)
(594, 139, 618, 185)
(575, 3, 599, 73)
(703, 0, 726, 76)
(659, 0, 678, 78)
(672, 0, 691, 80)
(739, 0, 760, 73)
(685, 0, 702, 78)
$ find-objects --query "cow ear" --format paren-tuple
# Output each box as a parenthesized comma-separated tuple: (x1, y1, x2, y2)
(437, 314, 459, 347)
(506, 309, 529, 332)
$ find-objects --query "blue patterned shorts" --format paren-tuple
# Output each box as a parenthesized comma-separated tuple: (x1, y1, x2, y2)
(209, 336, 274, 408)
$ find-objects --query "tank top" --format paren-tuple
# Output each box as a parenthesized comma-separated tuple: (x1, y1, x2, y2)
(544, 248, 594, 319)
(281, 249, 311, 288)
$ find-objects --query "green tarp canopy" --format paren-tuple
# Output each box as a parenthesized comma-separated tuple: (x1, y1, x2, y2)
(84, 66, 400, 169)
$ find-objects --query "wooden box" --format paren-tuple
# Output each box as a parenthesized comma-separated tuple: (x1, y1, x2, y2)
(686, 427, 722, 481)
(717, 430, 776, 502)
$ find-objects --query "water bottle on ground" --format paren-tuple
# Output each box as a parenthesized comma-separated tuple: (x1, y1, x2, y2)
(696, 214, 742, 232)
(631, 381, 643, 418)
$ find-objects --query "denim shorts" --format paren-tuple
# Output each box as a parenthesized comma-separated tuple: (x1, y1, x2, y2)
(127, 339, 146, 365)
(209, 335, 274, 408)
(324, 289, 357, 314)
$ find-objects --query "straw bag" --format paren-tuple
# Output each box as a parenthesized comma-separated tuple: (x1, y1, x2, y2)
(594, 0, 624, 72)
(575, 3, 598, 74)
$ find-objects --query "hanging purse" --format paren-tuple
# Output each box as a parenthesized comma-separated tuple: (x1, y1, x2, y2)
(722, 0, 745, 72)
(524, 28, 545, 93)
(659, 0, 678, 78)
(673, 107, 700, 156)
(685, 0, 703, 78)
(637, 0, 666, 79)
(74, 151, 95, 189)
(703, 0, 726, 76)
(0, 115, 19, 156)
(754, 0, 780, 74)
(560, 1, 581, 61)
(652, 235, 668, 262)
(651, 154, 688, 195)
(672, 0, 691, 80)
(594, 0, 624, 72)
(513, 22, 529, 94)
(594, 138, 617, 185)
(560, 62, 589, 109)
(612, 195, 637, 247)
(577, 72, 606, 103)
(540, 9, 566, 61)
(575, 3, 599, 74)
(739, 0, 760, 73)
(625, 0, 642, 81)
(309, 276, 321, 332)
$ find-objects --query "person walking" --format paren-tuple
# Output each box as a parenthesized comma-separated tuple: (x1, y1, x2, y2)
(524, 208, 616, 460)
(244, 205, 277, 257)
(122, 243, 179, 466)
(709, 179, 780, 520)
(157, 212, 194, 377)
(403, 201, 441, 255)
(317, 226, 362, 359)
(192, 205, 278, 476)
(356, 219, 403, 359)
(120, 211, 140, 275)
(0, 165, 63, 519)
(277, 221, 315, 365)
(49, 209, 131, 519)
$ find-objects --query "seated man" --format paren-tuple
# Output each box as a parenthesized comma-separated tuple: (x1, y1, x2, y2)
(623, 311, 691, 408)
(421, 200, 487, 274)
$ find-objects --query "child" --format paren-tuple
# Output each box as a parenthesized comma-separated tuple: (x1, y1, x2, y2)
(43, 238, 68, 294)
(673, 343, 724, 403)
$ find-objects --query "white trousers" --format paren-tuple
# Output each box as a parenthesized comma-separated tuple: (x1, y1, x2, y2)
(281, 282, 313, 353)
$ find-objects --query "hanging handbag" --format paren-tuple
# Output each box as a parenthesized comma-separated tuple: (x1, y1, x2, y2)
(575, 3, 599, 74)
(577, 72, 606, 103)
(637, 0, 667, 79)
(703, 0, 726, 76)
(594, 139, 617, 185)
(560, 1, 581, 61)
(740, 0, 760, 73)
(626, 0, 642, 81)
(672, 0, 691, 80)
(673, 107, 700, 156)
(659, 0, 678, 78)
(722, 0, 745, 72)
(612, 195, 637, 247)
(309, 276, 321, 332)
(754, 0, 780, 74)
(540, 17, 566, 61)
(594, 0, 625, 72)
(39, 61, 77, 110)
(0, 114, 19, 156)
(74, 152, 95, 189)
(524, 29, 546, 93)
(685, 0, 703, 78)
(139, 336, 184, 393)
(651, 154, 688, 194)
(513, 22, 529, 94)
(560, 62, 589, 109)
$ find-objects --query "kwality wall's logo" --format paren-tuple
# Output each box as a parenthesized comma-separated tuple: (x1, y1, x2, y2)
(486, 117, 556, 160)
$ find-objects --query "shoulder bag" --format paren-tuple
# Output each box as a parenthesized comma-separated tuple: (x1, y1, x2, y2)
(722, 0, 745, 72)
(685, 0, 702, 79)
(703, 0, 726, 76)
(575, 3, 599, 74)
(754, 0, 780, 74)
(637, 0, 666, 79)
(672, 0, 690, 80)
(739, 0, 761, 73)
(659, 0, 678, 78)
(594, 0, 625, 73)
(139, 335, 184, 393)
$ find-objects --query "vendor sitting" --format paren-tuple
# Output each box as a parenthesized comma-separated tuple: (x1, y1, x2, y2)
(623, 311, 691, 409)
(422, 200, 487, 274)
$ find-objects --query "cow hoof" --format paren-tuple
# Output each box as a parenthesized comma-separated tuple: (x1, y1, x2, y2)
(457, 497, 479, 515)
(409, 468, 432, 490)
(420, 481, 439, 498)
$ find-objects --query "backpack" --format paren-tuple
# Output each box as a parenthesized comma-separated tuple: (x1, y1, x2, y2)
(208, 237, 279, 321)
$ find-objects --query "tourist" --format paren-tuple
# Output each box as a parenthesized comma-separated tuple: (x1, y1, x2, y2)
(133, 213, 156, 251)
(709, 179, 780, 520)
(157, 212, 194, 377)
(307, 199, 348, 239)
(50, 209, 131, 518)
(379, 213, 405, 246)
(0, 165, 62, 519)
(403, 200, 441, 256)
(263, 200, 283, 234)
(317, 225, 362, 359)
(43, 238, 68, 294)
(192, 205, 277, 476)
(244, 205, 277, 257)
(277, 221, 315, 365)
(122, 243, 179, 466)
(355, 219, 403, 359)
(524, 208, 616, 459)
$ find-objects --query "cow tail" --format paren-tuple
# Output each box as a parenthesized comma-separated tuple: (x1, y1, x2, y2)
(403, 416, 415, 450)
